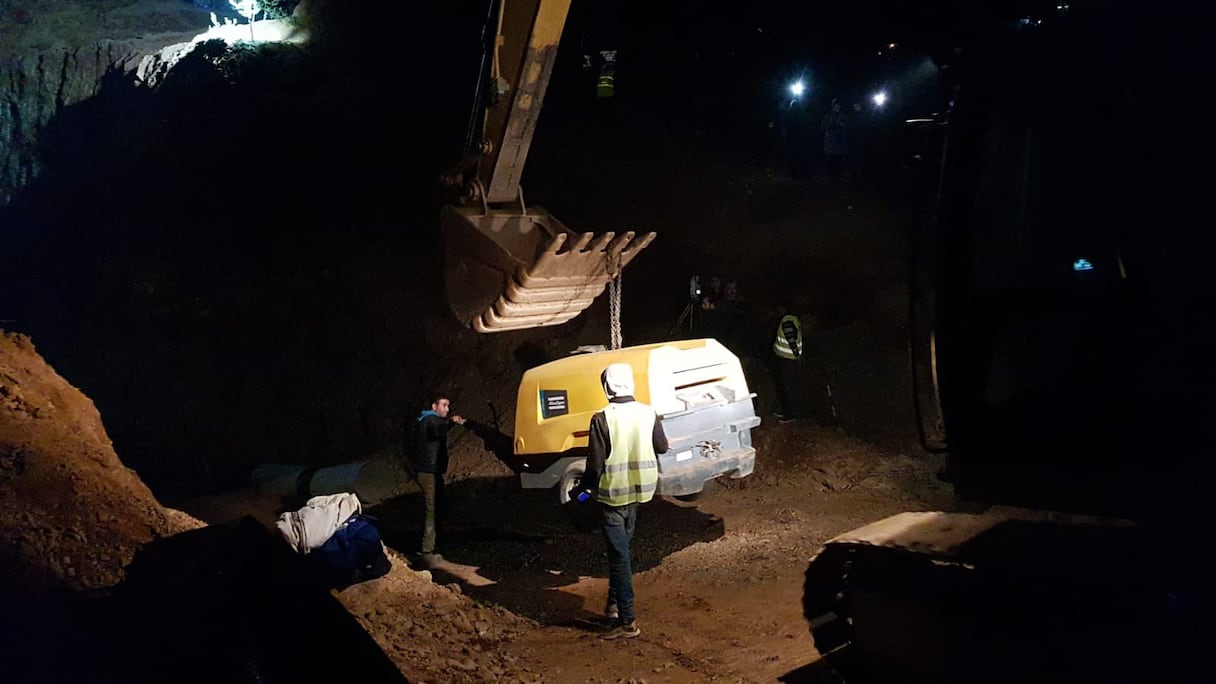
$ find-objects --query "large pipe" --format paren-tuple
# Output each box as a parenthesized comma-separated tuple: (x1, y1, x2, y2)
(251, 458, 412, 506)
(308, 458, 412, 506)
(250, 463, 314, 500)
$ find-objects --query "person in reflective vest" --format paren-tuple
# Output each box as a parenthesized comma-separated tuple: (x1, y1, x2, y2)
(597, 49, 617, 98)
(770, 299, 803, 422)
(582, 362, 669, 640)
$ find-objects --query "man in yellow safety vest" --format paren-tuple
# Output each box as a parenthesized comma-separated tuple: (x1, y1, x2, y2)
(770, 299, 803, 423)
(596, 49, 617, 98)
(581, 362, 669, 640)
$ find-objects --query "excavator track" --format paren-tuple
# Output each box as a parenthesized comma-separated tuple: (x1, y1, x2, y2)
(803, 509, 1208, 683)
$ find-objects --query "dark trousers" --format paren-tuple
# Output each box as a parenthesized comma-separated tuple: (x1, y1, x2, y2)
(416, 472, 445, 554)
(601, 503, 638, 624)
(771, 356, 800, 417)
(825, 154, 845, 180)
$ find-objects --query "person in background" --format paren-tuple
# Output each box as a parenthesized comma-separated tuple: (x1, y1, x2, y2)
(701, 274, 724, 304)
(694, 274, 728, 340)
(409, 393, 466, 566)
(580, 363, 668, 640)
(715, 280, 750, 352)
(770, 300, 803, 423)
(696, 293, 724, 342)
(822, 99, 849, 181)
(716, 280, 765, 389)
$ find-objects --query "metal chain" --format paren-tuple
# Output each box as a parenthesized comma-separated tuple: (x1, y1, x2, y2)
(607, 254, 623, 350)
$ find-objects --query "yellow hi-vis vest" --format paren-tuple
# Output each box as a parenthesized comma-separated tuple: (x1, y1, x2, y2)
(596, 73, 615, 98)
(773, 314, 802, 360)
(597, 402, 660, 506)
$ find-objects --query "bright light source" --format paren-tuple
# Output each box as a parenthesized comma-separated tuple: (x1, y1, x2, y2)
(872, 91, 888, 107)
(1073, 258, 1094, 272)
(789, 80, 806, 97)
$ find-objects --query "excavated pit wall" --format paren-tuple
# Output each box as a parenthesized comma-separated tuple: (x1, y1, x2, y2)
(0, 0, 216, 206)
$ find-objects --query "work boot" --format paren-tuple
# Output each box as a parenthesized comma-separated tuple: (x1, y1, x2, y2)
(600, 621, 640, 640)
(604, 602, 619, 623)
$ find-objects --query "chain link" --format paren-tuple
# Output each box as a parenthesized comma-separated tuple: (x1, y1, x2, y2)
(607, 254, 622, 350)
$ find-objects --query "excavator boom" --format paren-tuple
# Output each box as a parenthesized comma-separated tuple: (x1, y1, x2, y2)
(478, 0, 565, 204)
(442, 0, 655, 332)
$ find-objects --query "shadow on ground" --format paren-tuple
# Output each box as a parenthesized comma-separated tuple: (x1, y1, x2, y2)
(372, 475, 725, 625)
(779, 659, 846, 684)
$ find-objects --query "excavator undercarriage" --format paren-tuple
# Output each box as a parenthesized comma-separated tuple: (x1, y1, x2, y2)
(804, 510, 1206, 683)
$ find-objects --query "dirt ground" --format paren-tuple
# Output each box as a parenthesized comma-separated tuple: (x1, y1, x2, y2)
(335, 423, 955, 684)
(3, 325, 956, 683)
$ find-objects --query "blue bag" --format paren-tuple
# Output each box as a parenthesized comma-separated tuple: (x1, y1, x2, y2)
(312, 513, 391, 587)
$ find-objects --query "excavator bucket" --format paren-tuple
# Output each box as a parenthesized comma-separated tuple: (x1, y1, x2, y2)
(442, 205, 656, 332)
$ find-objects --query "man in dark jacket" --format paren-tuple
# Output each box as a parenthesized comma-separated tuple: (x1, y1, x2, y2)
(409, 394, 465, 565)
(581, 363, 669, 640)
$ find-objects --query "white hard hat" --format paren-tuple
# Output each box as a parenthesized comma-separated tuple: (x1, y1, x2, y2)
(602, 363, 635, 398)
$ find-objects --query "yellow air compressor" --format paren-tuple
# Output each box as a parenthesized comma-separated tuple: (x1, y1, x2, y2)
(513, 338, 759, 503)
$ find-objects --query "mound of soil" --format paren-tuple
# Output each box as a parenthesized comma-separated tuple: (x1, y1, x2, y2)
(0, 330, 203, 594)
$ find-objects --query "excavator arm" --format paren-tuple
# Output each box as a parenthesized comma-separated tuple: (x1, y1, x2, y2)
(442, 0, 656, 332)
